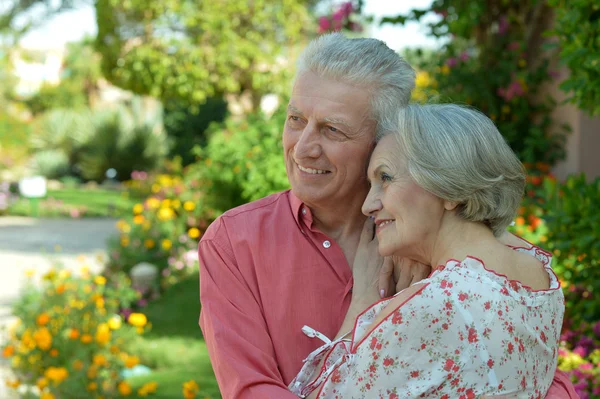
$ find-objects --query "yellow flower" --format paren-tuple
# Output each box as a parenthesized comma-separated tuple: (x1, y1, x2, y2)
(128, 313, 148, 328)
(43, 269, 57, 281)
(88, 381, 98, 391)
(151, 183, 161, 193)
(94, 275, 107, 285)
(58, 270, 71, 279)
(133, 215, 145, 225)
(146, 198, 160, 209)
(34, 327, 52, 350)
(161, 239, 172, 250)
(41, 393, 55, 399)
(121, 235, 130, 247)
(44, 366, 69, 384)
(2, 345, 14, 358)
(142, 220, 151, 231)
(172, 199, 181, 209)
(96, 323, 111, 345)
(117, 220, 131, 233)
(87, 365, 98, 379)
(108, 315, 122, 330)
(124, 355, 140, 368)
(188, 228, 200, 239)
(25, 269, 35, 278)
(36, 377, 48, 390)
(133, 203, 144, 214)
(157, 207, 175, 221)
(118, 380, 132, 396)
(441, 64, 450, 75)
(93, 354, 108, 366)
(36, 313, 50, 326)
(73, 359, 84, 371)
(138, 381, 158, 396)
(144, 239, 155, 249)
(161, 199, 171, 208)
(50, 348, 59, 357)
(415, 71, 433, 88)
(5, 378, 20, 389)
(183, 201, 196, 211)
(81, 334, 93, 344)
(96, 297, 105, 309)
(80, 265, 90, 277)
(182, 380, 200, 399)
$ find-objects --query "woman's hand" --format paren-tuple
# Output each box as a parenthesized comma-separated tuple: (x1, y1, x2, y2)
(378, 256, 432, 298)
(350, 218, 386, 311)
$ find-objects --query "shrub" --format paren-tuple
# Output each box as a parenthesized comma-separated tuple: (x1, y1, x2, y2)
(0, 266, 157, 398)
(31, 150, 70, 180)
(78, 107, 170, 182)
(542, 174, 600, 326)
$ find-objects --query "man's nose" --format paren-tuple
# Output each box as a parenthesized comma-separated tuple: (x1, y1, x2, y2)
(294, 123, 322, 159)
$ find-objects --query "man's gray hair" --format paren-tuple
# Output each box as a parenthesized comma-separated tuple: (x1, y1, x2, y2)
(388, 104, 525, 236)
(296, 33, 416, 137)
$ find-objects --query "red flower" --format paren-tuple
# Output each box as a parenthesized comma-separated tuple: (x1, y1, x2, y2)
(468, 328, 478, 343)
(458, 293, 468, 301)
(410, 370, 420, 378)
(383, 357, 394, 367)
(391, 312, 403, 325)
(508, 342, 514, 354)
(444, 359, 455, 372)
(487, 359, 495, 368)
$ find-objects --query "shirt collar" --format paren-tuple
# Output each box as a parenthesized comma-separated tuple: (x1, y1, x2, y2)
(288, 190, 313, 231)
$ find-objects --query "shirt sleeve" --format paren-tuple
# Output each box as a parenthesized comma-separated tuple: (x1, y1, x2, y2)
(545, 369, 579, 398)
(198, 221, 298, 399)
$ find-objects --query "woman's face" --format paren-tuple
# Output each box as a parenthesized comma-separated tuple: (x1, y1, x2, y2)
(362, 135, 446, 260)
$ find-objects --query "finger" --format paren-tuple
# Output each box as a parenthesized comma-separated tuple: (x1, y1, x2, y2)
(395, 259, 413, 292)
(378, 257, 394, 298)
(359, 217, 375, 245)
(410, 263, 431, 285)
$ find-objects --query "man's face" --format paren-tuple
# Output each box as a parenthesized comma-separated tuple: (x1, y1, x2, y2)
(283, 71, 376, 210)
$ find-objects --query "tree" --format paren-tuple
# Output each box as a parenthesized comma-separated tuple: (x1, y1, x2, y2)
(95, 0, 315, 112)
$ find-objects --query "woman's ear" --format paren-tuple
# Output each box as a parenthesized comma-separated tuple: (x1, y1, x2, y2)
(443, 200, 458, 211)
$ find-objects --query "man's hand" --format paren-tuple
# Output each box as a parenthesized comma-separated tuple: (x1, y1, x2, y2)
(378, 256, 431, 298)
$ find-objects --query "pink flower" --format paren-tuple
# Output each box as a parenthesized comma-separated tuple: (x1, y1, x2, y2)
(318, 16, 330, 33)
(507, 41, 521, 51)
(498, 16, 509, 35)
(341, 2, 353, 18)
(332, 9, 345, 22)
(446, 57, 458, 68)
(573, 345, 588, 357)
(69, 208, 81, 218)
(459, 51, 469, 62)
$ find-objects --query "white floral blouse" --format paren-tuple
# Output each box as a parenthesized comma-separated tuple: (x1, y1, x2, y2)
(289, 244, 564, 399)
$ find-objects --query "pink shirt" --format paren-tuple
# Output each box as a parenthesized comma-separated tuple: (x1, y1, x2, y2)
(198, 190, 578, 399)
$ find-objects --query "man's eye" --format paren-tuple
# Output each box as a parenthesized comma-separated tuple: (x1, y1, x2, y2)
(289, 116, 300, 121)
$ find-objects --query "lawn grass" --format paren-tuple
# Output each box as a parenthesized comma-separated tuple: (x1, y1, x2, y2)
(7, 187, 141, 218)
(127, 274, 221, 398)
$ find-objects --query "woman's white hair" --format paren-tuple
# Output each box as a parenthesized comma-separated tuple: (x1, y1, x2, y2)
(388, 104, 525, 236)
(295, 33, 416, 137)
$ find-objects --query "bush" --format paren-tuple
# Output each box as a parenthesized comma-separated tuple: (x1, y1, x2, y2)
(0, 266, 158, 399)
(186, 107, 289, 216)
(78, 107, 170, 182)
(542, 174, 600, 326)
(163, 97, 228, 166)
(31, 150, 71, 180)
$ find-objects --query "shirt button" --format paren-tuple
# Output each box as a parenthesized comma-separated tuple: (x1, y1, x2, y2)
(302, 208, 307, 215)
(323, 240, 331, 248)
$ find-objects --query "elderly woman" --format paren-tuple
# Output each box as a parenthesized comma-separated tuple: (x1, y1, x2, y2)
(290, 104, 564, 398)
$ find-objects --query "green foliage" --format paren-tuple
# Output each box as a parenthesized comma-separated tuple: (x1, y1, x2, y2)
(548, 0, 600, 116)
(31, 150, 70, 179)
(94, 0, 313, 110)
(383, 0, 568, 166)
(79, 107, 169, 182)
(0, 111, 30, 170)
(163, 97, 228, 166)
(0, 0, 83, 36)
(187, 108, 289, 216)
(543, 174, 600, 325)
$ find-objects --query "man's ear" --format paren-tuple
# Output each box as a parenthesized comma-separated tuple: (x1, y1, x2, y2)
(444, 200, 458, 211)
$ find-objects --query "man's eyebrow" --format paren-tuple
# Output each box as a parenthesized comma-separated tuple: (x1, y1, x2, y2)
(287, 104, 303, 114)
(323, 116, 353, 129)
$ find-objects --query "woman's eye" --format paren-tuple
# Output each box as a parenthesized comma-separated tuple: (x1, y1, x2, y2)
(380, 172, 392, 182)
(328, 126, 338, 132)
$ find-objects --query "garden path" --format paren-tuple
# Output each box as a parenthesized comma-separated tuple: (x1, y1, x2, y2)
(0, 216, 117, 398)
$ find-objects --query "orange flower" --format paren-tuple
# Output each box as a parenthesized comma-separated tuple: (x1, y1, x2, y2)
(33, 327, 52, 350)
(56, 284, 66, 294)
(50, 348, 59, 357)
(69, 328, 80, 340)
(182, 380, 199, 399)
(81, 334, 93, 344)
(118, 380, 132, 396)
(515, 216, 525, 226)
(36, 313, 50, 326)
(2, 345, 14, 358)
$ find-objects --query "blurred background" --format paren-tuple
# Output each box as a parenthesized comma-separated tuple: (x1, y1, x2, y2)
(0, 0, 599, 398)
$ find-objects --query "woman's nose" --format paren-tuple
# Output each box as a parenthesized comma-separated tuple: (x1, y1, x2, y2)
(362, 187, 382, 217)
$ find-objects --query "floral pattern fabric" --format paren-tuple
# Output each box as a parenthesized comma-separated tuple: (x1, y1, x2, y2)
(289, 244, 564, 399)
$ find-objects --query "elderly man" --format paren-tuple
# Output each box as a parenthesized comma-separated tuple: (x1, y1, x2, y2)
(199, 33, 577, 398)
